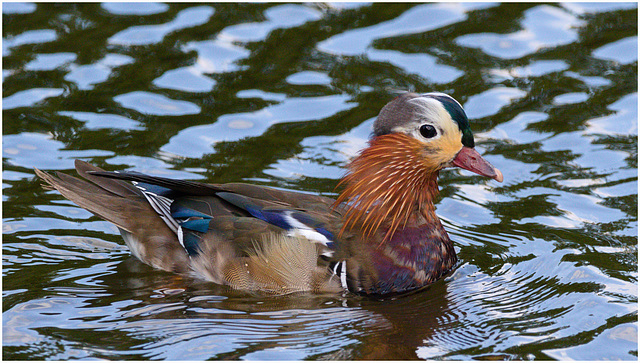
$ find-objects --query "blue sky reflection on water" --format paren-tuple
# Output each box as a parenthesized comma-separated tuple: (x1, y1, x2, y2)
(2, 2, 637, 360)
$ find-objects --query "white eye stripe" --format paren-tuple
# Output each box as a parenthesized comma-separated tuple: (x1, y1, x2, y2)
(388, 95, 460, 143)
(421, 92, 464, 109)
(408, 96, 446, 123)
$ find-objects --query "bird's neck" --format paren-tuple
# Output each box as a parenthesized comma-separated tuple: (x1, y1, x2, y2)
(333, 134, 459, 295)
(334, 133, 443, 241)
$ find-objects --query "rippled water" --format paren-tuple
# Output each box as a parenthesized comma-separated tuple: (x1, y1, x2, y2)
(3, 2, 637, 360)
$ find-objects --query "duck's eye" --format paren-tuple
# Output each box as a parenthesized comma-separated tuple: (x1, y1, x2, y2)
(419, 124, 437, 139)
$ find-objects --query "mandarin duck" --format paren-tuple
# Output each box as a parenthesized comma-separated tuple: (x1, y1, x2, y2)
(35, 92, 502, 296)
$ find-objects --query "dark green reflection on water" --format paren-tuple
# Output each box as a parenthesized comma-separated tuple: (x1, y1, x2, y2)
(3, 2, 637, 360)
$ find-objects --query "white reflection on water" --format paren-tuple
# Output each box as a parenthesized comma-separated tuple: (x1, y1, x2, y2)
(593, 36, 638, 64)
(463, 87, 527, 119)
(65, 54, 134, 90)
(264, 118, 373, 181)
(162, 94, 356, 158)
(586, 93, 638, 135)
(2, 2, 637, 360)
(108, 6, 215, 46)
(102, 2, 169, 16)
(319, 3, 489, 55)
(25, 53, 76, 71)
(2, 2, 37, 14)
(3, 132, 112, 169)
(114, 91, 201, 116)
(457, 5, 584, 59)
(57, 111, 144, 131)
(3, 29, 57, 56)
(3, 88, 64, 110)
(221, 4, 322, 43)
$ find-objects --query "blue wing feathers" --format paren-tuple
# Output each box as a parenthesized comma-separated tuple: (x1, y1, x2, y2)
(181, 218, 210, 233)
(124, 173, 336, 256)
(170, 202, 213, 220)
(181, 228, 204, 256)
(217, 191, 335, 245)
(217, 192, 288, 228)
(133, 181, 176, 198)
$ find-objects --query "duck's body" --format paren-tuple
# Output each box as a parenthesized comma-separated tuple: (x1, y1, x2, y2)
(35, 92, 502, 296)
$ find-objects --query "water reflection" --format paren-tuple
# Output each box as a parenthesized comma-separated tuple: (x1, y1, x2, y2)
(318, 3, 485, 55)
(3, 88, 65, 110)
(24, 53, 76, 71)
(593, 36, 638, 64)
(108, 6, 215, 46)
(65, 54, 134, 91)
(162, 93, 355, 157)
(91, 258, 455, 360)
(101, 2, 168, 16)
(456, 5, 584, 59)
(2, 29, 57, 56)
(464, 87, 527, 119)
(114, 91, 201, 116)
(220, 4, 322, 43)
(3, 2, 637, 360)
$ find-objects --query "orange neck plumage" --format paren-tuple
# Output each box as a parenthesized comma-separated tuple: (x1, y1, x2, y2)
(333, 133, 441, 242)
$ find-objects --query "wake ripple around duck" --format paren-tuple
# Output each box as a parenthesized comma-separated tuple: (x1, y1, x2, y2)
(417, 224, 634, 359)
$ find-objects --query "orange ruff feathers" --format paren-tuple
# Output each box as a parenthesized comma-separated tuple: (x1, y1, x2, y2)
(333, 134, 440, 242)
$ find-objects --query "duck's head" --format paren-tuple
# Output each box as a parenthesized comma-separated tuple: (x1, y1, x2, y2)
(335, 92, 502, 240)
(373, 92, 503, 182)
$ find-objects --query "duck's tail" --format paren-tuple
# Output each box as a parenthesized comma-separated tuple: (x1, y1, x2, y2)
(35, 160, 143, 230)
(34, 160, 190, 273)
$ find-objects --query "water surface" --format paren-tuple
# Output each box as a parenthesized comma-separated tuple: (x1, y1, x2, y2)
(3, 2, 637, 360)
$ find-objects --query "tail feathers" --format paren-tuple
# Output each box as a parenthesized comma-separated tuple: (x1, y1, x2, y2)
(74, 160, 140, 198)
(34, 164, 145, 233)
(35, 162, 191, 274)
(86, 168, 221, 196)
